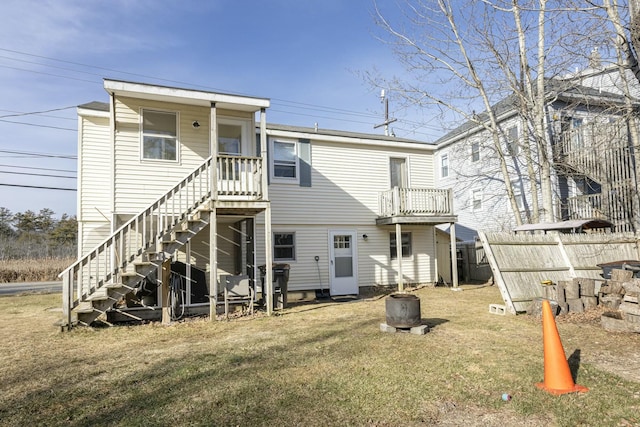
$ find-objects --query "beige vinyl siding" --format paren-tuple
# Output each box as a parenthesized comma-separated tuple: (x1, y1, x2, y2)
(80, 222, 112, 256)
(79, 115, 111, 222)
(113, 97, 211, 213)
(255, 223, 436, 291)
(267, 140, 435, 225)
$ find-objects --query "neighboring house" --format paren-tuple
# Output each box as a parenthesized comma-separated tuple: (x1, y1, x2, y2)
(435, 64, 640, 239)
(61, 79, 458, 328)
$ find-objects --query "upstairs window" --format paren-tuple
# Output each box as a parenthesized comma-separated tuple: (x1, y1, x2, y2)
(440, 153, 449, 178)
(507, 126, 519, 156)
(472, 189, 483, 211)
(271, 139, 299, 182)
(471, 142, 480, 162)
(142, 110, 178, 161)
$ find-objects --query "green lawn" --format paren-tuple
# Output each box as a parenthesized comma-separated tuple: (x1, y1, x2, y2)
(0, 285, 638, 426)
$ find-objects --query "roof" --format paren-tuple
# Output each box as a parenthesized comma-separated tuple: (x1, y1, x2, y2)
(76, 102, 431, 146)
(103, 79, 270, 112)
(513, 219, 613, 233)
(435, 79, 633, 148)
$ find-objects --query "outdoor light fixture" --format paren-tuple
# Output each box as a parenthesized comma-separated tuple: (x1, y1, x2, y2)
(362, 234, 368, 240)
(192, 120, 200, 128)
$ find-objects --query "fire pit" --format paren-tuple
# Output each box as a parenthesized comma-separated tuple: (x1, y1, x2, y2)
(385, 293, 421, 328)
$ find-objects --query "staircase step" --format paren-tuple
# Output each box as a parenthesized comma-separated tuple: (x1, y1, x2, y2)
(76, 302, 95, 314)
(104, 282, 124, 289)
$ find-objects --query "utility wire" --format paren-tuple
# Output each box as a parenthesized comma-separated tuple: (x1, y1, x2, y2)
(0, 183, 75, 191)
(0, 164, 76, 173)
(0, 170, 76, 179)
(0, 106, 75, 119)
(0, 118, 76, 131)
(0, 149, 76, 160)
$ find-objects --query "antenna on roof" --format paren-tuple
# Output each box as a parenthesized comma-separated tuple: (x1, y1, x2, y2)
(374, 89, 397, 137)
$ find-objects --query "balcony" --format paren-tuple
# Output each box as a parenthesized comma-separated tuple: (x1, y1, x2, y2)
(377, 187, 457, 225)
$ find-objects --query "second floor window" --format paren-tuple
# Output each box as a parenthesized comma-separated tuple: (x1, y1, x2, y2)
(441, 153, 449, 178)
(507, 126, 519, 156)
(472, 189, 483, 211)
(142, 110, 178, 161)
(272, 139, 298, 181)
(471, 142, 480, 162)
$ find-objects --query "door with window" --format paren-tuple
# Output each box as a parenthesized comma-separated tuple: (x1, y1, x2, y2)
(218, 120, 249, 192)
(329, 230, 358, 295)
(390, 157, 408, 212)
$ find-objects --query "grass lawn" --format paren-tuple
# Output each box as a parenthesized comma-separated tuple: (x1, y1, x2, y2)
(1, 285, 639, 426)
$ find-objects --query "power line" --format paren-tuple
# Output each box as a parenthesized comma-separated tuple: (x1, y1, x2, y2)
(0, 183, 75, 191)
(0, 106, 75, 120)
(0, 164, 76, 173)
(0, 170, 76, 179)
(0, 149, 76, 160)
(0, 118, 76, 132)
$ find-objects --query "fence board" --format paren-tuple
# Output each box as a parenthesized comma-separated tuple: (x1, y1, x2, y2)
(479, 231, 640, 313)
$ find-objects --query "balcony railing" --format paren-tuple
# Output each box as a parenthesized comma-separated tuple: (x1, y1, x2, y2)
(567, 193, 606, 220)
(379, 187, 454, 217)
(217, 155, 263, 198)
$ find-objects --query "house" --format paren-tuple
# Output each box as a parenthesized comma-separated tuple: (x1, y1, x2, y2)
(435, 65, 640, 239)
(61, 79, 458, 328)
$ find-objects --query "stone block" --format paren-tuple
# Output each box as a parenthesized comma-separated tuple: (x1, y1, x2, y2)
(581, 296, 598, 309)
(623, 293, 639, 304)
(624, 312, 640, 324)
(489, 304, 506, 315)
(558, 302, 569, 315)
(564, 281, 580, 299)
(620, 302, 640, 316)
(611, 269, 634, 282)
(556, 281, 567, 303)
(623, 282, 640, 294)
(600, 295, 622, 310)
(567, 298, 584, 313)
(380, 323, 397, 333)
(410, 325, 430, 335)
(578, 278, 596, 297)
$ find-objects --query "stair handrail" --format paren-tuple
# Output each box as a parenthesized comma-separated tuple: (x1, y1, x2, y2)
(61, 156, 213, 323)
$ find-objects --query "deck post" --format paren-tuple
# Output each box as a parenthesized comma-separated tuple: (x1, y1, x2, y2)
(450, 222, 459, 288)
(260, 108, 274, 315)
(209, 206, 218, 320)
(161, 258, 171, 325)
(396, 222, 404, 292)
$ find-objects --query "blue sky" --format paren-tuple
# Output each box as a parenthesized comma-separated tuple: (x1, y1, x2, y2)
(0, 0, 438, 218)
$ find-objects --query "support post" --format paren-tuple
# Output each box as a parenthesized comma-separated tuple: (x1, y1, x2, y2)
(450, 223, 459, 288)
(161, 258, 171, 325)
(396, 222, 404, 292)
(260, 108, 274, 315)
(209, 207, 218, 319)
(62, 270, 72, 330)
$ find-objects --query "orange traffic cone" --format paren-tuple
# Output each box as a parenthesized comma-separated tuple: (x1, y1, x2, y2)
(535, 299, 588, 395)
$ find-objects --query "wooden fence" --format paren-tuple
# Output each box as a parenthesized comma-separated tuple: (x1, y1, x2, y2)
(478, 231, 640, 314)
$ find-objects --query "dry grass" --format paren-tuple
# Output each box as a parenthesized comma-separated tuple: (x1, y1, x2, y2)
(1, 285, 639, 426)
(0, 257, 74, 283)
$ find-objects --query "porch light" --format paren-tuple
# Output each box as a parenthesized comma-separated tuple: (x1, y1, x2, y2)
(192, 120, 200, 128)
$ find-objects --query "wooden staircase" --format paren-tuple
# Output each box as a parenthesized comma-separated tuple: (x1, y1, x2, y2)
(553, 119, 636, 230)
(60, 155, 264, 329)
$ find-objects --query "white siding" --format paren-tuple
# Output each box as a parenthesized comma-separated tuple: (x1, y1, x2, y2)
(79, 115, 111, 256)
(113, 97, 212, 213)
(255, 137, 438, 291)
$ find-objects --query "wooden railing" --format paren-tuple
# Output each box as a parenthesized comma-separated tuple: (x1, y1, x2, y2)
(379, 187, 454, 217)
(61, 155, 264, 325)
(567, 193, 606, 220)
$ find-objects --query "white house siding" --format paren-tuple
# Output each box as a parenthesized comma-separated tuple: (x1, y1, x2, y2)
(437, 116, 538, 234)
(113, 97, 212, 215)
(78, 114, 111, 255)
(255, 136, 438, 291)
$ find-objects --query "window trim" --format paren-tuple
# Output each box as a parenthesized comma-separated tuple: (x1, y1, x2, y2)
(140, 108, 180, 163)
(273, 231, 296, 261)
(472, 189, 483, 212)
(471, 142, 480, 162)
(506, 125, 519, 156)
(440, 153, 449, 178)
(270, 138, 300, 184)
(390, 232, 412, 260)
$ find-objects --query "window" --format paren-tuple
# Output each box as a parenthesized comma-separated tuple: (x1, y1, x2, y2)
(514, 191, 524, 211)
(218, 123, 242, 155)
(142, 110, 178, 161)
(571, 118, 584, 149)
(390, 232, 412, 259)
(440, 153, 449, 178)
(271, 139, 298, 181)
(471, 142, 480, 162)
(390, 157, 407, 188)
(507, 126, 519, 155)
(274, 232, 296, 261)
(472, 190, 483, 211)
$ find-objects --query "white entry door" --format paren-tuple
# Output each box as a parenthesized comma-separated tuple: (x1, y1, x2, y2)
(329, 230, 358, 296)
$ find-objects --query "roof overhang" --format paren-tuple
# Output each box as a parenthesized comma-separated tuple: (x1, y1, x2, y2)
(104, 79, 270, 112)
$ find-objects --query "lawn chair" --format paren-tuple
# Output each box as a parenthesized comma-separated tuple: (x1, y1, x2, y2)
(222, 275, 254, 319)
